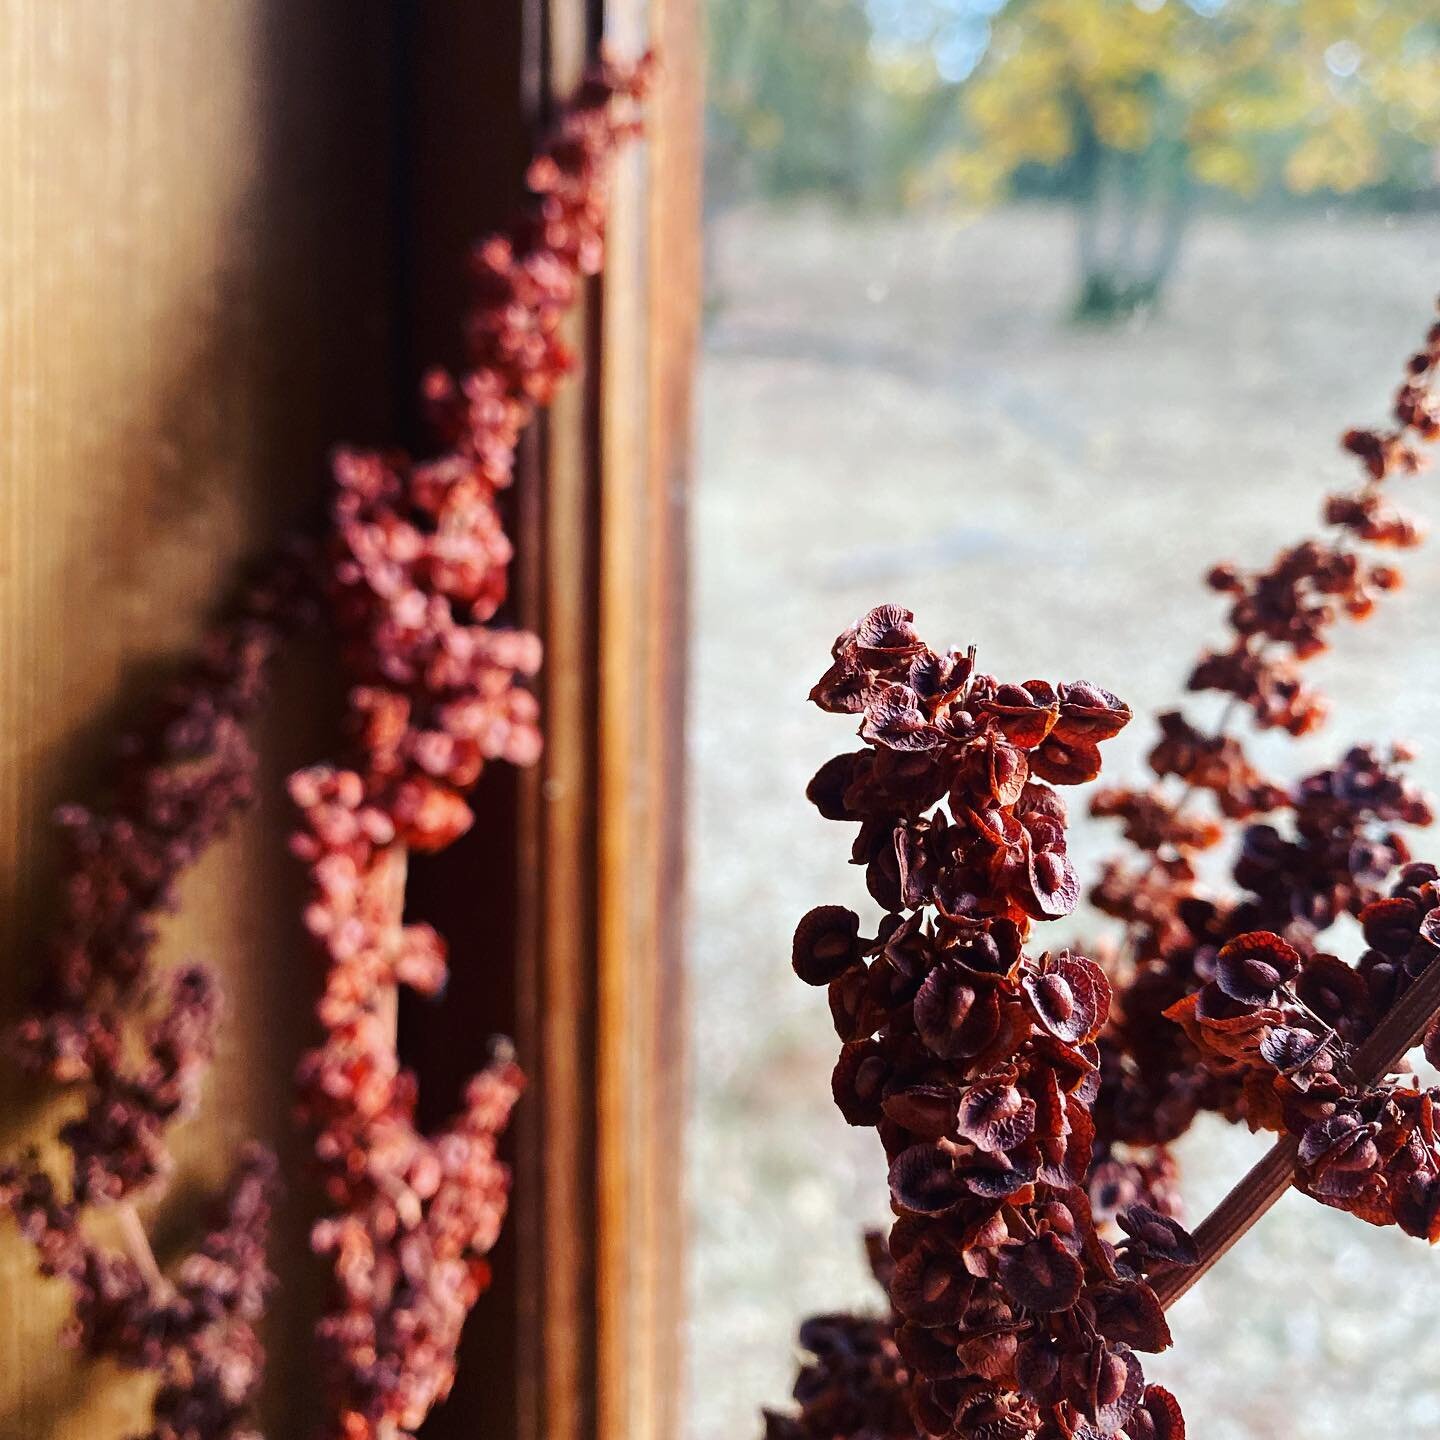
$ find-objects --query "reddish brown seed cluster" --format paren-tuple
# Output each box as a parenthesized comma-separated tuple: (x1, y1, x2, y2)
(2, 1132, 280, 1440)
(1186, 308, 1438, 736)
(1100, 299, 1440, 875)
(421, 58, 649, 478)
(1094, 740, 1434, 1147)
(291, 780, 525, 1439)
(1167, 868, 1440, 1238)
(775, 301, 1440, 1440)
(794, 605, 1190, 1440)
(763, 1235, 918, 1440)
(291, 54, 649, 1440)
(2, 558, 307, 1439)
(11, 559, 307, 1184)
(145, 1147, 279, 1440)
(1088, 303, 1440, 1213)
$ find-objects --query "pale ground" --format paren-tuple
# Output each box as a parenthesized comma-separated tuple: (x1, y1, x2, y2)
(685, 200, 1440, 1440)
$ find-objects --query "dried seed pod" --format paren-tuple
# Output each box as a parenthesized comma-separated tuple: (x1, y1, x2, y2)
(1127, 1386, 1187, 1440)
(855, 604, 926, 664)
(1031, 735, 1104, 787)
(884, 1085, 962, 1142)
(1213, 932, 1302, 1006)
(975, 681, 1060, 749)
(915, 967, 1004, 1060)
(794, 906, 864, 985)
(1090, 1281, 1173, 1354)
(1022, 847, 1081, 921)
(1054, 682, 1132, 743)
(890, 1144, 969, 1217)
(998, 1233, 1084, 1313)
(832, 1041, 893, 1128)
(1115, 1204, 1200, 1269)
(863, 682, 945, 753)
(957, 1083, 1037, 1154)
(892, 1243, 972, 1327)
(1023, 952, 1110, 1046)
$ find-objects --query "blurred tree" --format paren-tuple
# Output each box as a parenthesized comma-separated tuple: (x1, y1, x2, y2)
(940, 0, 1440, 318)
(706, 0, 875, 212)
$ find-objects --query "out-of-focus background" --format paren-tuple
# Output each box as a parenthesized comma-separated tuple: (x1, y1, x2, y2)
(685, 3, 1440, 1437)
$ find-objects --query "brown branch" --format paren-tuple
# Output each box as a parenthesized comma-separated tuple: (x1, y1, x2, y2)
(1154, 954, 1440, 1309)
(115, 1200, 166, 1295)
(374, 842, 407, 1042)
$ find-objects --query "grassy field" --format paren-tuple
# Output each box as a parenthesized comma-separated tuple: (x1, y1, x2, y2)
(686, 199, 1440, 1440)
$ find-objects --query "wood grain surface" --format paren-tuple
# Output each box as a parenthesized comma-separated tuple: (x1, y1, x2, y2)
(0, 5, 395, 1435)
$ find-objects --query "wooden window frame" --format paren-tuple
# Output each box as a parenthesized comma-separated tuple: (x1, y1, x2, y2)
(395, 4, 701, 1438)
(0, 2, 699, 1436)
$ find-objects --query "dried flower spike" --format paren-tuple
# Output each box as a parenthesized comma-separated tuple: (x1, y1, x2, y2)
(293, 52, 650, 1440)
(1090, 301, 1440, 1227)
(2, 555, 309, 1440)
(794, 604, 1191, 1439)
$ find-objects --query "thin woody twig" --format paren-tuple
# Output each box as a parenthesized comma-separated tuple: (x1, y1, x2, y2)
(116, 1200, 166, 1295)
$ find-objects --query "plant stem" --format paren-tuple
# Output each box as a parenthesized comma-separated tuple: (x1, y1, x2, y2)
(116, 1200, 165, 1293)
(375, 844, 408, 1041)
(1153, 952, 1440, 1309)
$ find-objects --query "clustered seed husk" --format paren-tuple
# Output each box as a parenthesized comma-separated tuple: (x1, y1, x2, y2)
(793, 604, 1191, 1440)
(771, 303, 1440, 1439)
(291, 52, 650, 1440)
(763, 1233, 917, 1440)
(2, 557, 308, 1439)
(1089, 301, 1440, 1227)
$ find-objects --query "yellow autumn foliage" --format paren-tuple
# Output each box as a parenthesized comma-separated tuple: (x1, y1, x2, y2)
(948, 0, 1440, 200)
